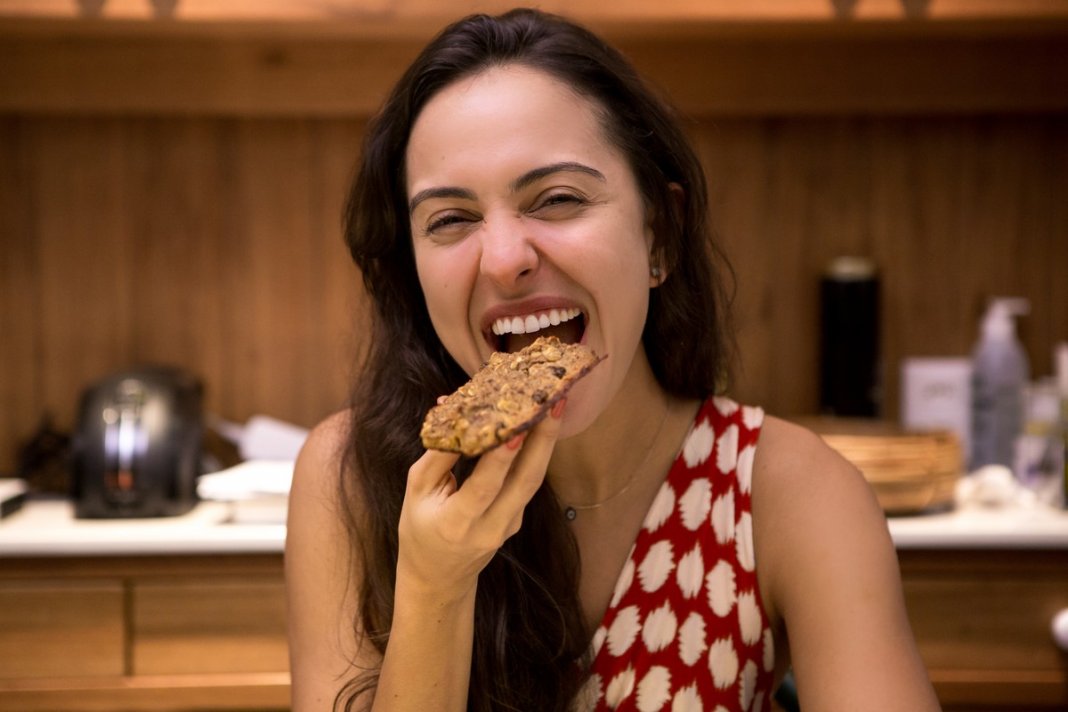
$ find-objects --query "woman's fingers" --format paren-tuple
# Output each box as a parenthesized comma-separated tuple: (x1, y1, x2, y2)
(484, 399, 566, 524)
(407, 448, 461, 498)
(407, 398, 566, 552)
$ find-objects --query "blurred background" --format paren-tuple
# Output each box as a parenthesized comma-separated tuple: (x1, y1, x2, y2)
(0, 2, 1066, 711)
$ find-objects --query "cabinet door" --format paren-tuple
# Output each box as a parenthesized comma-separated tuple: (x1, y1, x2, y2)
(901, 551, 1068, 708)
(0, 580, 125, 678)
(132, 576, 288, 675)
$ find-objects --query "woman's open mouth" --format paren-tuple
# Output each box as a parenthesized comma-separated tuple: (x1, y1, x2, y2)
(488, 308, 586, 353)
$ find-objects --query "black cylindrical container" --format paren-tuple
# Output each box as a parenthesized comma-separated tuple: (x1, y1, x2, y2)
(819, 256, 881, 417)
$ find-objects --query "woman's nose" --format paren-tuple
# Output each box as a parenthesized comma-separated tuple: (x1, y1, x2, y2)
(478, 218, 539, 288)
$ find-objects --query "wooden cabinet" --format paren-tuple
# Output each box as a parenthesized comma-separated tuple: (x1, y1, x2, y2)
(899, 548, 1068, 710)
(2, 547, 1066, 710)
(0, 555, 290, 712)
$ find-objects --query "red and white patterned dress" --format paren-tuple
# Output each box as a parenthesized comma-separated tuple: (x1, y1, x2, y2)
(577, 397, 775, 712)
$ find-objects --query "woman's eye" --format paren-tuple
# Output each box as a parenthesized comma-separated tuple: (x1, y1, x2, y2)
(532, 192, 585, 214)
(425, 213, 473, 235)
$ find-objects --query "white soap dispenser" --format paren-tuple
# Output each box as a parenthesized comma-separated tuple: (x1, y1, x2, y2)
(971, 298, 1030, 470)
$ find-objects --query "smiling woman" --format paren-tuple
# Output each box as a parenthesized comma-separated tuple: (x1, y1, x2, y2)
(284, 8, 942, 712)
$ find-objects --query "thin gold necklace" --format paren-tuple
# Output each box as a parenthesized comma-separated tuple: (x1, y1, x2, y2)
(562, 398, 672, 522)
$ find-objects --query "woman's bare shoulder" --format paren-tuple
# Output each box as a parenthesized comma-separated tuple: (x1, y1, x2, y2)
(287, 409, 372, 710)
(296, 411, 351, 481)
(753, 414, 878, 516)
(750, 414, 890, 621)
(752, 416, 939, 709)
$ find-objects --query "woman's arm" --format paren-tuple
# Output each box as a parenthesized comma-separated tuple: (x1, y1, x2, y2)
(286, 404, 565, 711)
(753, 417, 942, 711)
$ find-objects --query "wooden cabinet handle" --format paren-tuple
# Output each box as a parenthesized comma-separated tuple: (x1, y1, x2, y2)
(1053, 609, 1068, 652)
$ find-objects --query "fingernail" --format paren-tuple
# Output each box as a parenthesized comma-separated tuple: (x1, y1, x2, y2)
(506, 434, 524, 450)
(551, 398, 567, 419)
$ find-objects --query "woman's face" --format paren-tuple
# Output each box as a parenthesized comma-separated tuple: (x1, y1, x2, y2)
(406, 64, 657, 434)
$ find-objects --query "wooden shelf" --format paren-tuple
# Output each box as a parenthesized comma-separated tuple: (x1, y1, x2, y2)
(2, 2, 1066, 117)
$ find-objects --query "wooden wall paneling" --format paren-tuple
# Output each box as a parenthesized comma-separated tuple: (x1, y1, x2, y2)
(302, 118, 368, 421)
(0, 579, 125, 678)
(1049, 122, 1068, 365)
(213, 118, 359, 427)
(0, 117, 41, 476)
(696, 119, 777, 412)
(132, 576, 288, 675)
(122, 118, 229, 402)
(954, 118, 1065, 379)
(33, 117, 134, 434)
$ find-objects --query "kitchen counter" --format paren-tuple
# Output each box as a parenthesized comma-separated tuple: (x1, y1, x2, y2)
(1, 494, 1067, 557)
(0, 498, 285, 557)
(890, 504, 1068, 549)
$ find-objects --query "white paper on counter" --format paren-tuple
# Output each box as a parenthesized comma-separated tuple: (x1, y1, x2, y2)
(198, 460, 294, 501)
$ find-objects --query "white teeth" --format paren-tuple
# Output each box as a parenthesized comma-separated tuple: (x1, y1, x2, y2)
(491, 307, 581, 336)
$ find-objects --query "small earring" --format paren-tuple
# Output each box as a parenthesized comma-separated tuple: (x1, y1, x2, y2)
(650, 266, 661, 279)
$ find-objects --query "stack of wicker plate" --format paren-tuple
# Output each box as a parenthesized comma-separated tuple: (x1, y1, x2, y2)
(800, 418, 964, 515)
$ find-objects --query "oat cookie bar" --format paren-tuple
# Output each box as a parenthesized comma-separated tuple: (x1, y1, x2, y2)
(420, 336, 604, 456)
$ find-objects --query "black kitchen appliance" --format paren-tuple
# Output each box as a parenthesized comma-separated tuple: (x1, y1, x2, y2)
(72, 366, 203, 518)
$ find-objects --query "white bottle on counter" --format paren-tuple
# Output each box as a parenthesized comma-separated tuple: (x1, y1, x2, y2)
(970, 298, 1030, 470)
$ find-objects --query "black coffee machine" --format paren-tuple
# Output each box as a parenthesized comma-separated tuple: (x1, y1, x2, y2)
(72, 366, 203, 518)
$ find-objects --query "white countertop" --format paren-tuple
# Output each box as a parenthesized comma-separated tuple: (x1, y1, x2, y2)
(0, 498, 286, 557)
(888, 504, 1068, 549)
(1, 495, 1067, 557)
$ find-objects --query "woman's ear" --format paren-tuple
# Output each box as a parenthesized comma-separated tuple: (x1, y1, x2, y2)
(647, 182, 684, 288)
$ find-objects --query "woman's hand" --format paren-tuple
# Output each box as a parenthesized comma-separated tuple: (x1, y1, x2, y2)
(396, 400, 566, 604)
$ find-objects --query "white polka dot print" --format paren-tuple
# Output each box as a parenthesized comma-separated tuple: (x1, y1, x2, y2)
(638, 540, 674, 593)
(737, 590, 762, 646)
(591, 625, 607, 658)
(742, 405, 763, 430)
(735, 511, 755, 573)
(682, 419, 714, 468)
(713, 396, 739, 417)
(607, 606, 642, 657)
(716, 424, 739, 474)
(670, 684, 703, 712)
(705, 560, 736, 617)
(710, 492, 735, 545)
(636, 665, 672, 712)
(677, 612, 707, 666)
(585, 398, 774, 712)
(708, 637, 739, 689)
(678, 477, 712, 531)
(610, 556, 636, 609)
(642, 601, 678, 653)
(675, 543, 704, 599)
(605, 667, 636, 709)
(644, 483, 676, 532)
(738, 659, 758, 711)
(736, 444, 756, 495)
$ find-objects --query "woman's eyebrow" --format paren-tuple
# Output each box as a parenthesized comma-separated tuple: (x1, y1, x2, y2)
(510, 162, 605, 192)
(409, 186, 476, 215)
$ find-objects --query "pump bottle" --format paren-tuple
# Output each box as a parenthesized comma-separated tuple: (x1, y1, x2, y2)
(970, 298, 1030, 470)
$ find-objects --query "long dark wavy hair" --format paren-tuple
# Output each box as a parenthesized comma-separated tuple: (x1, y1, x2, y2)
(337, 8, 735, 711)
